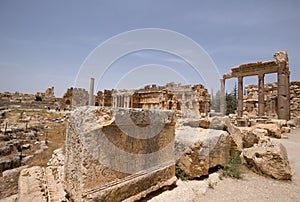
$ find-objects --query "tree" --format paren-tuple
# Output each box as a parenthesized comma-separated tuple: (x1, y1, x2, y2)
(226, 85, 238, 115)
(35, 95, 42, 101)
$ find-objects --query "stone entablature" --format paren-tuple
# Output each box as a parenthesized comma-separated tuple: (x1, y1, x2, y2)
(221, 51, 290, 120)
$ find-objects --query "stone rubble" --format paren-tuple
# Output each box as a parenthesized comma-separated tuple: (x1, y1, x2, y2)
(175, 126, 235, 179)
(242, 138, 292, 180)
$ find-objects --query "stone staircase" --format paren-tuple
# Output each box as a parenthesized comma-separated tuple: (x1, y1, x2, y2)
(18, 164, 67, 201)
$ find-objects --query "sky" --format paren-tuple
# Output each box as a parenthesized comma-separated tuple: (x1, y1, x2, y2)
(0, 0, 299, 97)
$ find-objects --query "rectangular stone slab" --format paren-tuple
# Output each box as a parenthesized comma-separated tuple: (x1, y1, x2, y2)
(64, 106, 176, 201)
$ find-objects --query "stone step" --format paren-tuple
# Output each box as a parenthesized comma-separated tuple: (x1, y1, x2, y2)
(18, 166, 47, 202)
(44, 167, 67, 202)
(18, 166, 67, 202)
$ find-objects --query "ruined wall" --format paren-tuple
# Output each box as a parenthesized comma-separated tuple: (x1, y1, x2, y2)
(244, 81, 300, 119)
(36, 87, 55, 99)
(0, 90, 58, 109)
(290, 81, 300, 118)
(61, 87, 89, 108)
(111, 82, 210, 117)
(94, 91, 104, 106)
(64, 106, 176, 201)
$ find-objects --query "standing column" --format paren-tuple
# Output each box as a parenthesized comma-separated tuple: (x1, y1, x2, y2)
(220, 79, 226, 115)
(258, 74, 265, 117)
(205, 102, 209, 117)
(237, 76, 243, 118)
(89, 78, 95, 106)
(277, 62, 290, 120)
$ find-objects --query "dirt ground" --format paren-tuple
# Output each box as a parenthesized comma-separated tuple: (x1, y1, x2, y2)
(0, 110, 66, 200)
(199, 128, 300, 202)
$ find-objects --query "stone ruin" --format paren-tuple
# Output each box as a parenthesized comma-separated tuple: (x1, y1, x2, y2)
(36, 86, 55, 99)
(0, 87, 59, 110)
(0, 51, 297, 201)
(220, 51, 291, 126)
(111, 82, 211, 117)
(64, 106, 176, 201)
(61, 87, 89, 108)
(244, 81, 300, 120)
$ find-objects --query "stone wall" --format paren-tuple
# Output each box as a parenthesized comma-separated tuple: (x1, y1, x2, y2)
(111, 82, 210, 117)
(244, 81, 300, 119)
(61, 87, 89, 108)
(36, 86, 55, 99)
(64, 106, 176, 201)
(0, 91, 58, 109)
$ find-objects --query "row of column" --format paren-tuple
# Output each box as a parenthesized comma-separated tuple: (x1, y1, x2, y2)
(220, 73, 266, 118)
(220, 68, 290, 120)
(113, 94, 133, 108)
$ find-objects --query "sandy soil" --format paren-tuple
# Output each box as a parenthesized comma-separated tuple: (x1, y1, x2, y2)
(199, 128, 300, 202)
(146, 128, 300, 202)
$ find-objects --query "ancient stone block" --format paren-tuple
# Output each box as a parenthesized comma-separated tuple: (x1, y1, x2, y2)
(243, 140, 292, 180)
(175, 126, 235, 179)
(64, 106, 176, 202)
(254, 124, 281, 138)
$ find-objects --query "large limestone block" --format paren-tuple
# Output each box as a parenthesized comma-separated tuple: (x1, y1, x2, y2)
(239, 127, 260, 148)
(243, 140, 292, 180)
(175, 126, 235, 179)
(254, 124, 281, 138)
(64, 106, 176, 202)
(223, 117, 243, 150)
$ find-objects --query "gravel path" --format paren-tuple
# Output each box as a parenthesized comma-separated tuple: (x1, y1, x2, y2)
(200, 128, 300, 202)
(146, 128, 300, 202)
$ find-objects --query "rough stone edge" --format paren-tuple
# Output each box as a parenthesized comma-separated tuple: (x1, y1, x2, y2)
(83, 165, 176, 202)
(123, 176, 177, 202)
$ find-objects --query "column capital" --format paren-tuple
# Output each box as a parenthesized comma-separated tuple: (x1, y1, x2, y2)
(258, 73, 265, 79)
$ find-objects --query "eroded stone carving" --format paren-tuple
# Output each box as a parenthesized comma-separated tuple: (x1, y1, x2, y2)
(64, 106, 177, 201)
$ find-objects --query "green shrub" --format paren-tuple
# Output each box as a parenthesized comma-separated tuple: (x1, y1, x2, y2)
(221, 150, 242, 179)
(35, 95, 42, 101)
(175, 166, 188, 180)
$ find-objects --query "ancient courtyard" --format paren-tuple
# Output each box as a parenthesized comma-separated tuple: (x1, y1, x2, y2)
(0, 51, 299, 201)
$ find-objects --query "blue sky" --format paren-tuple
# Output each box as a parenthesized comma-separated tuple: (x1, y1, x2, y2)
(0, 0, 299, 97)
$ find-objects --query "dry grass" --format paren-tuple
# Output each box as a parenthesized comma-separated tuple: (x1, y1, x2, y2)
(28, 122, 66, 167)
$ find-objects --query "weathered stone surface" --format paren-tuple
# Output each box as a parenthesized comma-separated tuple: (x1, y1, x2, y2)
(182, 118, 199, 128)
(210, 116, 225, 130)
(239, 127, 259, 148)
(242, 139, 292, 180)
(281, 126, 291, 133)
(0, 156, 21, 172)
(0, 144, 13, 156)
(270, 119, 287, 128)
(47, 148, 64, 183)
(199, 117, 210, 129)
(293, 117, 300, 126)
(18, 166, 47, 202)
(223, 117, 243, 151)
(287, 120, 296, 127)
(0, 135, 11, 141)
(252, 128, 268, 137)
(64, 106, 176, 202)
(175, 126, 235, 179)
(21, 144, 31, 150)
(254, 124, 281, 138)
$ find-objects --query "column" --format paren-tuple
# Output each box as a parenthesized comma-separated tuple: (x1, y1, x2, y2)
(88, 78, 95, 106)
(277, 62, 290, 120)
(220, 79, 226, 115)
(258, 74, 265, 117)
(237, 76, 243, 118)
(205, 102, 209, 117)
